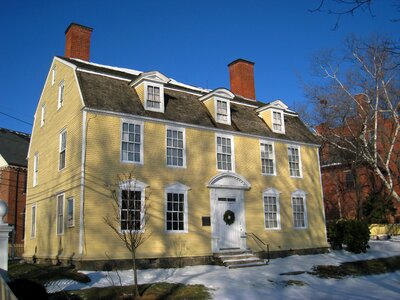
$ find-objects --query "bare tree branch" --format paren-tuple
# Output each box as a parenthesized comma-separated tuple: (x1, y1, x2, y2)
(308, 35, 400, 204)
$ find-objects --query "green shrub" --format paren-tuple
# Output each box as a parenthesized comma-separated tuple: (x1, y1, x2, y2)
(327, 219, 370, 253)
(342, 220, 370, 253)
(327, 220, 346, 250)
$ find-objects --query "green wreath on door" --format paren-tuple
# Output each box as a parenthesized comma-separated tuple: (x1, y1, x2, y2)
(223, 210, 235, 226)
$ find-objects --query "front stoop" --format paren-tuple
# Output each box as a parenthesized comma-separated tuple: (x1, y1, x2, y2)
(215, 251, 267, 269)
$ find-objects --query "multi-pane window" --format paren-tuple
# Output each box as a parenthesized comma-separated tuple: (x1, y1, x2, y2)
(292, 192, 307, 228)
(345, 171, 355, 189)
(67, 198, 74, 227)
(41, 104, 46, 127)
(217, 135, 234, 171)
(59, 130, 67, 170)
(167, 128, 185, 167)
(31, 205, 36, 238)
(33, 153, 39, 187)
(272, 111, 284, 133)
(121, 121, 142, 163)
(58, 80, 64, 109)
(52, 67, 56, 86)
(120, 190, 143, 231)
(260, 142, 275, 175)
(288, 146, 301, 177)
(147, 85, 161, 109)
(216, 100, 229, 123)
(56, 194, 64, 235)
(263, 190, 280, 229)
(166, 193, 185, 231)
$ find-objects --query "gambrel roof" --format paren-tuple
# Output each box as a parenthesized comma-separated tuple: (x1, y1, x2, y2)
(58, 56, 318, 145)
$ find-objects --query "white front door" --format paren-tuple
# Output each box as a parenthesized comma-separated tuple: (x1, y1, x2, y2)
(207, 173, 250, 252)
(217, 195, 241, 249)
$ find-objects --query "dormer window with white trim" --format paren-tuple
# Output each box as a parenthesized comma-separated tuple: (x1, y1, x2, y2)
(199, 88, 234, 125)
(131, 71, 169, 114)
(272, 110, 284, 133)
(216, 99, 231, 124)
(256, 100, 291, 135)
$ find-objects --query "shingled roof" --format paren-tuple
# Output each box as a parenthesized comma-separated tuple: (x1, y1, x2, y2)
(0, 128, 30, 168)
(58, 57, 318, 145)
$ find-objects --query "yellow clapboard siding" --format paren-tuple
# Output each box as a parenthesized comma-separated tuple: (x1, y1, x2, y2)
(24, 59, 83, 259)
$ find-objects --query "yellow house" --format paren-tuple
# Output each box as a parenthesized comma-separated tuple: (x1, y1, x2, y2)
(24, 23, 328, 268)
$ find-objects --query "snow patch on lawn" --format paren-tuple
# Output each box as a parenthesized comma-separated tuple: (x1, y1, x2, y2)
(47, 238, 400, 299)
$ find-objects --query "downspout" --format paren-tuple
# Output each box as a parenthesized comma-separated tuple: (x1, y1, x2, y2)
(79, 110, 87, 255)
(12, 168, 20, 258)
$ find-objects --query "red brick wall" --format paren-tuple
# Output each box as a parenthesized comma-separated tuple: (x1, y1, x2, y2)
(322, 165, 400, 222)
(0, 167, 27, 243)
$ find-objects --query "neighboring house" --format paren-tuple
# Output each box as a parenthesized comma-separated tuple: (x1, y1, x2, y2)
(0, 128, 30, 244)
(318, 102, 400, 223)
(24, 23, 328, 268)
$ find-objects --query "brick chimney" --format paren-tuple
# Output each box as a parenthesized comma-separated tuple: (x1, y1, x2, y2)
(65, 23, 93, 61)
(228, 59, 256, 100)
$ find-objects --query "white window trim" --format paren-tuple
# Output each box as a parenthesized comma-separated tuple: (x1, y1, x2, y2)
(40, 103, 46, 127)
(51, 66, 56, 86)
(214, 97, 231, 125)
(215, 133, 235, 172)
(56, 193, 65, 235)
(33, 153, 39, 187)
(59, 129, 67, 171)
(120, 119, 144, 165)
(67, 197, 74, 228)
(260, 140, 276, 176)
(164, 182, 190, 233)
(166, 126, 186, 168)
(262, 188, 281, 230)
(144, 81, 165, 113)
(271, 109, 285, 134)
(57, 80, 64, 110)
(288, 144, 303, 178)
(291, 190, 308, 229)
(30, 204, 37, 239)
(119, 179, 148, 233)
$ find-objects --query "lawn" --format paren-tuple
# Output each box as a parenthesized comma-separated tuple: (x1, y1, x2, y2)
(7, 238, 400, 299)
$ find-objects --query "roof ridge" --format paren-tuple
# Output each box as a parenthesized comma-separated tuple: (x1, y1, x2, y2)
(0, 127, 31, 138)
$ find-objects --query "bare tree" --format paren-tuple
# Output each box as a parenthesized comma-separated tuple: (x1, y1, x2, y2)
(310, 0, 400, 29)
(307, 35, 400, 203)
(104, 173, 151, 297)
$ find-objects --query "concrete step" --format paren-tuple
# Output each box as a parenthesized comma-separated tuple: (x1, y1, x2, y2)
(228, 261, 267, 269)
(215, 251, 267, 269)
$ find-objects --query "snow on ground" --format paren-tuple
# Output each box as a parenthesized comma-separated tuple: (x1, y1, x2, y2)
(47, 237, 400, 299)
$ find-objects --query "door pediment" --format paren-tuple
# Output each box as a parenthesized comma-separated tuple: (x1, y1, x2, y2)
(207, 173, 251, 190)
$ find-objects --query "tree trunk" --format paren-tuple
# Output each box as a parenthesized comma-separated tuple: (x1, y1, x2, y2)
(132, 250, 139, 297)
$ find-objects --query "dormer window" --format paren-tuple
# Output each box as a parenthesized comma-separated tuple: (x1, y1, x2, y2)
(146, 85, 161, 109)
(272, 110, 284, 133)
(216, 99, 230, 124)
(199, 88, 234, 125)
(131, 71, 169, 114)
(256, 100, 290, 135)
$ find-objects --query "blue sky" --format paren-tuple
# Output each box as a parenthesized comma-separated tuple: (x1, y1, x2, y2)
(0, 0, 398, 134)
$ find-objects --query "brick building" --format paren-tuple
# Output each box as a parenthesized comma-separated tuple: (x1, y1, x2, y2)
(0, 128, 30, 244)
(318, 110, 400, 223)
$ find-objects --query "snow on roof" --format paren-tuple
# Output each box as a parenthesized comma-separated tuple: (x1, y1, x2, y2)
(70, 58, 210, 94)
(71, 58, 142, 76)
